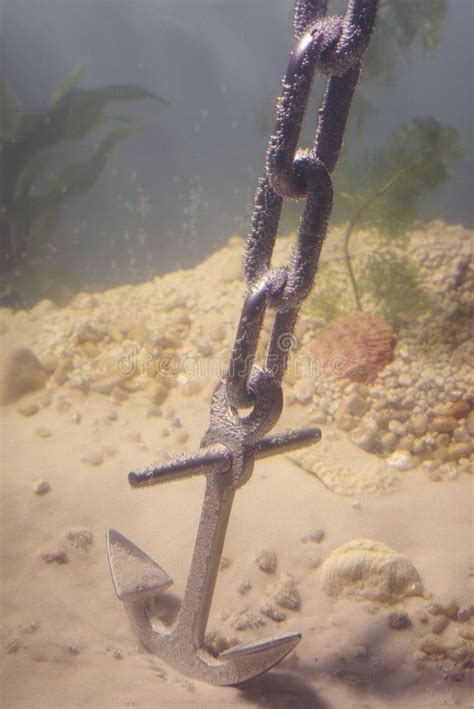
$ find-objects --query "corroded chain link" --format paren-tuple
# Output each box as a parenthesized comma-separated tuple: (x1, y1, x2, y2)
(227, 0, 378, 413)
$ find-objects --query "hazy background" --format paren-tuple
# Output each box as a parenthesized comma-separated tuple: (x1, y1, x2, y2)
(1, 0, 472, 288)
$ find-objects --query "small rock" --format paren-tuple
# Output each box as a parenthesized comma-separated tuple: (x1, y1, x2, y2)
(448, 442, 472, 461)
(293, 379, 315, 405)
(387, 611, 411, 629)
(232, 613, 265, 631)
(386, 450, 416, 471)
(450, 400, 471, 419)
(82, 451, 104, 467)
(431, 416, 457, 434)
(67, 528, 93, 550)
(388, 419, 407, 437)
(219, 557, 231, 572)
(411, 413, 428, 436)
(71, 411, 81, 424)
(343, 393, 368, 417)
(260, 604, 286, 622)
(301, 529, 325, 544)
(256, 550, 277, 573)
(6, 638, 21, 654)
(1, 347, 49, 404)
(236, 580, 252, 595)
(380, 432, 398, 452)
(350, 420, 379, 452)
(36, 426, 52, 438)
(41, 550, 69, 564)
(431, 616, 449, 635)
(17, 401, 40, 416)
(456, 606, 473, 622)
(33, 479, 50, 495)
(267, 574, 301, 610)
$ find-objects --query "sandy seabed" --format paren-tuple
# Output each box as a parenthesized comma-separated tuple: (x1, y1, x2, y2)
(1, 223, 473, 708)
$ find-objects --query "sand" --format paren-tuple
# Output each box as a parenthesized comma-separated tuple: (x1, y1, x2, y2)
(1, 225, 473, 708)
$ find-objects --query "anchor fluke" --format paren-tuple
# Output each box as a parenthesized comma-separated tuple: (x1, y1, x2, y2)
(107, 529, 173, 600)
(219, 633, 301, 660)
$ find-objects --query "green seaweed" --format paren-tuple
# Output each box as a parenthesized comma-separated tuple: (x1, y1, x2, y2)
(0, 64, 168, 304)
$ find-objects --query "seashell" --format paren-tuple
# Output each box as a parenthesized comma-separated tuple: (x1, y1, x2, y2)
(321, 538, 423, 604)
(308, 312, 394, 383)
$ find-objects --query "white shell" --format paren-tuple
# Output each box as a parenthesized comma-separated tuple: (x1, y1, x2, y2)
(321, 538, 424, 604)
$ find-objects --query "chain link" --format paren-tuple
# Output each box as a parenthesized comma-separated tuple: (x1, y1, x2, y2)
(226, 0, 378, 417)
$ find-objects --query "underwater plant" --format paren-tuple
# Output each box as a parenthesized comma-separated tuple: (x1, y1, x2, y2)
(0, 64, 167, 304)
(308, 117, 461, 323)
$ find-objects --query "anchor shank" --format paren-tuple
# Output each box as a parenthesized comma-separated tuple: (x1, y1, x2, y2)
(176, 470, 235, 648)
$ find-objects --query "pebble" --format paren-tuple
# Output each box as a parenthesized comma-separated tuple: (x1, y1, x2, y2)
(82, 451, 104, 467)
(431, 616, 449, 635)
(388, 420, 407, 437)
(343, 393, 368, 417)
(380, 432, 397, 452)
(431, 416, 457, 434)
(448, 442, 472, 460)
(232, 613, 265, 631)
(301, 529, 325, 544)
(67, 528, 93, 550)
(236, 580, 252, 595)
(71, 411, 82, 424)
(387, 611, 411, 629)
(449, 400, 471, 419)
(33, 479, 51, 495)
(350, 420, 379, 452)
(411, 413, 428, 436)
(456, 606, 473, 622)
(36, 426, 52, 438)
(17, 401, 40, 416)
(41, 550, 69, 564)
(256, 550, 277, 574)
(260, 604, 286, 622)
(386, 450, 416, 471)
(293, 379, 315, 405)
(1, 347, 48, 404)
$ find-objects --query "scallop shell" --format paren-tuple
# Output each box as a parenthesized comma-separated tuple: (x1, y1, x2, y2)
(308, 312, 394, 383)
(321, 538, 424, 604)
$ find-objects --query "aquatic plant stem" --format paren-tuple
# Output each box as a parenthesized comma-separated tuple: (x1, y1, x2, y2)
(342, 220, 362, 310)
(341, 152, 428, 312)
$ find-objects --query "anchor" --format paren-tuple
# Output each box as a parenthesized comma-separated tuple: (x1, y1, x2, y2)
(107, 0, 377, 686)
(108, 289, 322, 685)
